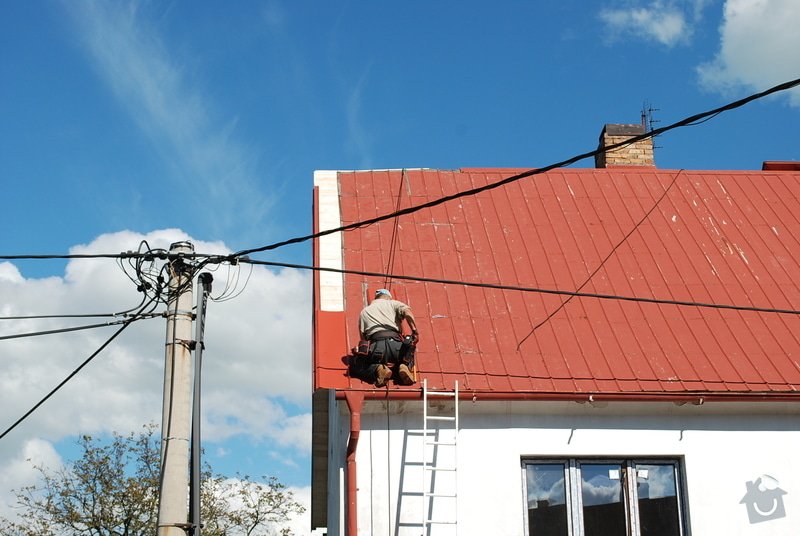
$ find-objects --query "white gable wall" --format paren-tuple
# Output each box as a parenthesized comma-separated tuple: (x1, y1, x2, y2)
(325, 399, 800, 536)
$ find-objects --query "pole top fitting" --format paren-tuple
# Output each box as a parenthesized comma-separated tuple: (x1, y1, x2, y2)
(169, 241, 195, 252)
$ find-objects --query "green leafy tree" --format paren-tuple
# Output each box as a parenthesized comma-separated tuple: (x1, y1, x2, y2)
(0, 425, 305, 536)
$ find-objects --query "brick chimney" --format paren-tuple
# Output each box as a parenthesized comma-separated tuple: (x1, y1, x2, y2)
(595, 124, 655, 168)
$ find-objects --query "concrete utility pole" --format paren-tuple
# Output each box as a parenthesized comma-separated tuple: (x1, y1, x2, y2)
(158, 241, 195, 536)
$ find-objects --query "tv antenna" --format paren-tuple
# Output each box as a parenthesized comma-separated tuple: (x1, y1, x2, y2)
(641, 101, 662, 150)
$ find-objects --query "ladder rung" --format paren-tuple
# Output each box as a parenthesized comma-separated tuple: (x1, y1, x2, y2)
(426, 415, 456, 421)
(426, 391, 457, 397)
(425, 520, 458, 525)
(426, 440, 456, 446)
(424, 492, 457, 498)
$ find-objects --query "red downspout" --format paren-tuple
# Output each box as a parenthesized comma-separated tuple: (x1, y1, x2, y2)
(345, 391, 364, 536)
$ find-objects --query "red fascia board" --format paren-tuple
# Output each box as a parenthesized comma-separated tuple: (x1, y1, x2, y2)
(332, 388, 800, 403)
(314, 312, 349, 390)
(312, 184, 349, 390)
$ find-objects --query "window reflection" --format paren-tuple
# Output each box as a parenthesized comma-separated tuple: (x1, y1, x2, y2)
(580, 463, 626, 536)
(527, 463, 568, 536)
(636, 463, 680, 536)
(524, 459, 685, 536)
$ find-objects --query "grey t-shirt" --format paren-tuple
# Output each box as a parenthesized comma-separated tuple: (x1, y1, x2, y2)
(359, 299, 409, 339)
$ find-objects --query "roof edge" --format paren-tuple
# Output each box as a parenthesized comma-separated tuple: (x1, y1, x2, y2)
(330, 389, 800, 403)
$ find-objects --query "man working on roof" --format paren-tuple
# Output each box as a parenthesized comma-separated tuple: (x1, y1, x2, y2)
(357, 289, 418, 387)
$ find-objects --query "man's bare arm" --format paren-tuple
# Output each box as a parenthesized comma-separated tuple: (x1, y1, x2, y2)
(403, 307, 418, 341)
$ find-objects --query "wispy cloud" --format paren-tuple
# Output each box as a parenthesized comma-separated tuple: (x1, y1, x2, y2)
(64, 2, 274, 235)
(697, 0, 800, 107)
(345, 66, 374, 170)
(261, 0, 287, 31)
(599, 0, 708, 47)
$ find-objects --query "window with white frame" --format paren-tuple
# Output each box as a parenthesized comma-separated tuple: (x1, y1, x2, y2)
(523, 459, 686, 536)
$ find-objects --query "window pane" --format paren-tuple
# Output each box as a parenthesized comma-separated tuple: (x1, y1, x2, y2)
(580, 463, 627, 536)
(526, 463, 568, 536)
(636, 463, 681, 536)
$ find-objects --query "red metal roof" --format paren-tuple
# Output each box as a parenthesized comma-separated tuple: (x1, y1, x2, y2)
(313, 167, 800, 399)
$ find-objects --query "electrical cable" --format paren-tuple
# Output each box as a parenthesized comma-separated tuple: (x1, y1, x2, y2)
(383, 168, 407, 291)
(0, 315, 161, 341)
(0, 298, 158, 441)
(211, 262, 253, 303)
(1, 78, 798, 265)
(0, 253, 134, 260)
(207, 261, 235, 300)
(0, 293, 155, 321)
(0, 312, 152, 320)
(229, 77, 800, 260)
(515, 169, 686, 349)
(240, 258, 800, 317)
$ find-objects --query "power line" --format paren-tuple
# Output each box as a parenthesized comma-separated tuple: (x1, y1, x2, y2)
(0, 252, 133, 260)
(383, 168, 407, 291)
(0, 295, 160, 321)
(0, 313, 151, 320)
(0, 314, 161, 341)
(241, 258, 800, 317)
(230, 77, 800, 259)
(0, 301, 158, 441)
(516, 169, 686, 349)
(1, 78, 797, 265)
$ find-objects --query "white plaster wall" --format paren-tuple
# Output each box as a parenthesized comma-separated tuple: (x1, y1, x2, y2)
(332, 400, 800, 536)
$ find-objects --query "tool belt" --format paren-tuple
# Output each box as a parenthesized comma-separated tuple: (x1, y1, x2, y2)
(350, 330, 417, 380)
(368, 329, 402, 342)
(351, 330, 399, 363)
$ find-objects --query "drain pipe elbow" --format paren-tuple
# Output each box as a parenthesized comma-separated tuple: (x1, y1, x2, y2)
(345, 392, 364, 536)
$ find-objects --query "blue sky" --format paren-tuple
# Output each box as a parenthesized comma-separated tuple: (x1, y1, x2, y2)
(1, 0, 798, 531)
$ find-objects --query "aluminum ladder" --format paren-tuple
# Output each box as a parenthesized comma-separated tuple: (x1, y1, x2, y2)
(422, 378, 459, 534)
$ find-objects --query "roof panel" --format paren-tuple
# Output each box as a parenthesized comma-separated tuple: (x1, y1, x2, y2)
(314, 167, 800, 398)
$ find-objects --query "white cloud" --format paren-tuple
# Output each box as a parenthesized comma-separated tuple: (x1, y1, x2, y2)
(288, 485, 312, 535)
(600, 1, 694, 47)
(697, 0, 800, 106)
(0, 230, 311, 517)
(215, 478, 310, 535)
(527, 472, 566, 506)
(0, 263, 24, 284)
(0, 439, 62, 501)
(62, 2, 274, 235)
(581, 476, 621, 506)
(639, 465, 677, 499)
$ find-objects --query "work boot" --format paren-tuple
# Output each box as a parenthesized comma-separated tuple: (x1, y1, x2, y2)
(375, 365, 392, 387)
(397, 364, 415, 385)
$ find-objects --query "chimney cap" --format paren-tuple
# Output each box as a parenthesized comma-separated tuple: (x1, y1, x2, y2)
(602, 123, 646, 136)
(762, 161, 800, 171)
